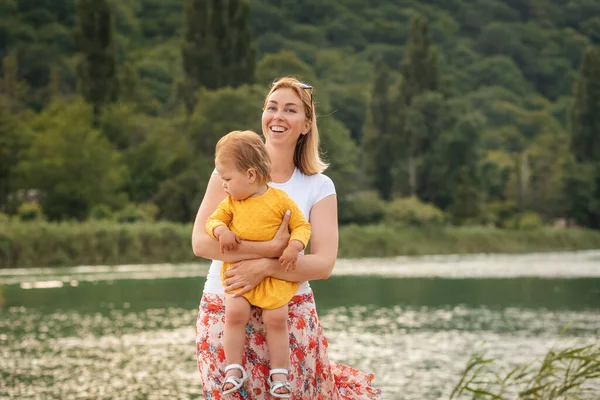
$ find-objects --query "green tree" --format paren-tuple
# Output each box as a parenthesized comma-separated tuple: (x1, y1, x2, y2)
(188, 84, 263, 155)
(399, 16, 441, 197)
(180, 0, 256, 114)
(0, 53, 32, 213)
(74, 0, 119, 117)
(0, 97, 31, 213)
(443, 114, 486, 224)
(400, 16, 439, 106)
(0, 53, 28, 111)
(567, 44, 600, 228)
(18, 100, 125, 220)
(255, 51, 317, 87)
(363, 58, 401, 201)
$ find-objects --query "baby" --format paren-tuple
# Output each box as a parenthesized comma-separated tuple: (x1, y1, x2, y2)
(206, 130, 311, 398)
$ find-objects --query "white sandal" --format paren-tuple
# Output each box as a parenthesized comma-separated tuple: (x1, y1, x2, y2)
(267, 368, 292, 399)
(221, 364, 248, 395)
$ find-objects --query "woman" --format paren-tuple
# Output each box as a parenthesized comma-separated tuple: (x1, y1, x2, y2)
(192, 77, 381, 399)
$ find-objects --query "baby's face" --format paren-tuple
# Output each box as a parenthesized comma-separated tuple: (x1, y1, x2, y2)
(216, 162, 253, 201)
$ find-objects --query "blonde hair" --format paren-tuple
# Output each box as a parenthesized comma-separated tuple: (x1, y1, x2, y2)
(215, 130, 271, 185)
(264, 76, 328, 175)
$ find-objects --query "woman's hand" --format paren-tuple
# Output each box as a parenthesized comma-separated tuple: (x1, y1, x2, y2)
(266, 210, 291, 257)
(223, 258, 277, 296)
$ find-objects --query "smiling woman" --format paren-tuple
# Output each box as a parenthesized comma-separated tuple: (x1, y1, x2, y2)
(191, 77, 382, 399)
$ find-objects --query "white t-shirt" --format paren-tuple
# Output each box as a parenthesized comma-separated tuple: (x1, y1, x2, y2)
(202, 168, 336, 295)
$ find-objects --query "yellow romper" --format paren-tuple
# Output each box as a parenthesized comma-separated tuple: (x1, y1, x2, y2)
(206, 187, 311, 309)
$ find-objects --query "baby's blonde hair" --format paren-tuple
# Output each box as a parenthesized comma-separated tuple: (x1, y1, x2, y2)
(215, 130, 271, 185)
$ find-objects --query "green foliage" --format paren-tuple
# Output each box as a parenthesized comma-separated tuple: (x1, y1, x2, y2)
(362, 58, 400, 200)
(0, 220, 196, 267)
(115, 202, 158, 223)
(338, 224, 600, 258)
(255, 51, 317, 87)
(2, 0, 599, 229)
(504, 211, 545, 230)
(17, 202, 44, 221)
(451, 343, 600, 400)
(75, 0, 119, 116)
(189, 85, 264, 155)
(89, 204, 113, 220)
(384, 197, 446, 227)
(3, 220, 600, 268)
(465, 56, 532, 95)
(180, 0, 255, 113)
(0, 95, 32, 212)
(567, 44, 600, 229)
(18, 100, 126, 220)
(317, 115, 361, 203)
(401, 16, 439, 105)
(338, 191, 385, 226)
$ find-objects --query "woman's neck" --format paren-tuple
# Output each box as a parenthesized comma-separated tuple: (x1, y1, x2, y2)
(267, 144, 296, 183)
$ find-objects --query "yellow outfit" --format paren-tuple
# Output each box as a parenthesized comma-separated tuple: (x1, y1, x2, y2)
(206, 187, 311, 309)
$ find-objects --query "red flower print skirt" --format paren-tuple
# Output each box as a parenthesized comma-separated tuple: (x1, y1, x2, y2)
(196, 292, 382, 399)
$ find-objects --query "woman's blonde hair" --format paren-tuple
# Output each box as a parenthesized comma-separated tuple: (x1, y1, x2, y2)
(215, 130, 271, 185)
(264, 76, 328, 175)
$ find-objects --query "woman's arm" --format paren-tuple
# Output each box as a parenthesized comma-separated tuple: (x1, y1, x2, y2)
(192, 173, 290, 262)
(223, 195, 338, 295)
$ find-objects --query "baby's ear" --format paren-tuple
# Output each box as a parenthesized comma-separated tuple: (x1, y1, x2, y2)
(247, 168, 257, 183)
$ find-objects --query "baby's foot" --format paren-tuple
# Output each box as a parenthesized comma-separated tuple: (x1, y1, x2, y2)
(222, 368, 244, 392)
(270, 372, 291, 395)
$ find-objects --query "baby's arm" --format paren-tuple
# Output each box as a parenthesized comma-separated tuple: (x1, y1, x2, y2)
(206, 198, 239, 254)
(278, 240, 304, 271)
(213, 226, 241, 254)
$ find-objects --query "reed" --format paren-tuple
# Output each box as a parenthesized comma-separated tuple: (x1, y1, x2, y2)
(1, 221, 600, 268)
(451, 341, 600, 399)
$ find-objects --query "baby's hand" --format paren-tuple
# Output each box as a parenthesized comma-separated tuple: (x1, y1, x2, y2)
(279, 246, 299, 272)
(219, 230, 241, 254)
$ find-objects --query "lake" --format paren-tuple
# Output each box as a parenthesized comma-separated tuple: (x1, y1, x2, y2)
(1, 250, 599, 399)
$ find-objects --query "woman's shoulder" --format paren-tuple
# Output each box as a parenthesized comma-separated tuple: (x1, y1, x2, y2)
(293, 170, 336, 201)
(295, 170, 335, 187)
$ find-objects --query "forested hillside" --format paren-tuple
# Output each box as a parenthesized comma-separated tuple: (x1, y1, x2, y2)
(1, 0, 600, 229)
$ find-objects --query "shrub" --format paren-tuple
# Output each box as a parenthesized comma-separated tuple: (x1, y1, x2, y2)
(17, 202, 44, 222)
(338, 191, 386, 225)
(0, 213, 10, 223)
(384, 197, 446, 227)
(89, 204, 113, 220)
(504, 211, 544, 230)
(115, 203, 159, 223)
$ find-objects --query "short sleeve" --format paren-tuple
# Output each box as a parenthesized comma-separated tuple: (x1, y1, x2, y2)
(314, 174, 336, 205)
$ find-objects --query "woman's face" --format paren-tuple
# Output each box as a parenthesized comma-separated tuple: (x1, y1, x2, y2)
(262, 88, 310, 148)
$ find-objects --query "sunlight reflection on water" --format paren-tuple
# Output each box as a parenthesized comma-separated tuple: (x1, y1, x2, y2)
(1, 250, 600, 399)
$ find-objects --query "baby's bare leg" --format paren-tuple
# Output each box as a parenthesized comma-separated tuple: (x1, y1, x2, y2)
(262, 304, 290, 394)
(223, 295, 251, 390)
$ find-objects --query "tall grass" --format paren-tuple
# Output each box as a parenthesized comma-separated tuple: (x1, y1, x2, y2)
(1, 221, 600, 268)
(451, 342, 600, 399)
(338, 224, 600, 258)
(1, 220, 195, 268)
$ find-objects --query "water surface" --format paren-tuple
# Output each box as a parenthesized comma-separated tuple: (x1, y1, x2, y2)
(1, 250, 599, 399)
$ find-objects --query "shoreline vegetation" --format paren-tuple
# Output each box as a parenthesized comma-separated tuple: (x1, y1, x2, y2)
(1, 221, 599, 269)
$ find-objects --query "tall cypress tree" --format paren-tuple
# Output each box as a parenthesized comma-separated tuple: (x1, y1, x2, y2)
(401, 16, 438, 106)
(398, 16, 440, 197)
(567, 45, 600, 229)
(75, 0, 118, 118)
(181, 0, 256, 114)
(363, 59, 403, 201)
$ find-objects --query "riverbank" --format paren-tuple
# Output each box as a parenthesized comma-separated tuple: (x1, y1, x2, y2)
(1, 221, 600, 268)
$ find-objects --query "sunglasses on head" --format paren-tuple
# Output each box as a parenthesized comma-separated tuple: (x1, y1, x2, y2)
(297, 82, 313, 115)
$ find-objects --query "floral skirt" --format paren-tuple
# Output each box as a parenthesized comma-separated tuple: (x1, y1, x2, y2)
(196, 292, 382, 400)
